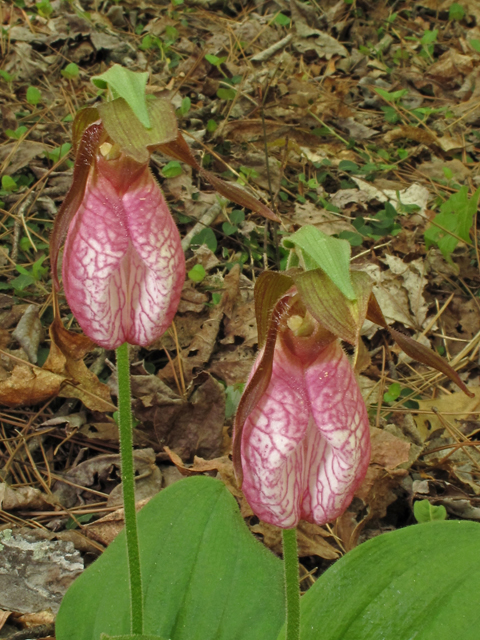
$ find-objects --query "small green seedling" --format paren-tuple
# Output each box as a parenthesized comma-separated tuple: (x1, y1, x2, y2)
(190, 228, 217, 253)
(188, 264, 206, 282)
(161, 161, 182, 178)
(425, 186, 480, 260)
(414, 499, 447, 523)
(26, 86, 42, 106)
(62, 63, 80, 79)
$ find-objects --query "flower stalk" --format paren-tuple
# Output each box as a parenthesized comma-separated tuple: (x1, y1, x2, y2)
(283, 528, 300, 640)
(116, 343, 143, 634)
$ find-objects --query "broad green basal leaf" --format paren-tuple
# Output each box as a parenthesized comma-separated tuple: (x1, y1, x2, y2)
(277, 520, 480, 640)
(56, 476, 284, 640)
(101, 635, 167, 640)
(283, 226, 355, 300)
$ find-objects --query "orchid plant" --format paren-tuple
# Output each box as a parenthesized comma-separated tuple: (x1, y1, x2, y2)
(55, 67, 479, 640)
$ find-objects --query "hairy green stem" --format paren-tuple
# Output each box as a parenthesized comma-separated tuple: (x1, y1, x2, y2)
(116, 343, 143, 634)
(283, 527, 300, 640)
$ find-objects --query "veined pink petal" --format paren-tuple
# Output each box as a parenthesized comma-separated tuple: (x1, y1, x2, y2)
(62, 158, 184, 348)
(240, 339, 370, 528)
(302, 341, 370, 525)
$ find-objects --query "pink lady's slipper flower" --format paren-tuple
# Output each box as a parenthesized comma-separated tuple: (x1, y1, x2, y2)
(50, 99, 279, 350)
(234, 266, 473, 529)
(62, 148, 184, 349)
(235, 297, 370, 529)
(50, 115, 184, 350)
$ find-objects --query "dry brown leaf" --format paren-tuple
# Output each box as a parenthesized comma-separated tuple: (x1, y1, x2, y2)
(44, 318, 113, 412)
(0, 610, 10, 633)
(11, 304, 44, 364)
(0, 315, 114, 410)
(53, 448, 159, 509)
(209, 344, 257, 386)
(427, 50, 473, 87)
(384, 125, 439, 147)
(221, 272, 258, 348)
(0, 484, 54, 511)
(0, 141, 46, 175)
(14, 609, 55, 629)
(133, 373, 225, 460)
(158, 265, 243, 385)
(164, 449, 253, 517)
(413, 387, 480, 440)
(416, 158, 471, 182)
(0, 364, 63, 407)
(381, 255, 429, 329)
(85, 497, 151, 547)
(251, 521, 339, 560)
(291, 202, 356, 235)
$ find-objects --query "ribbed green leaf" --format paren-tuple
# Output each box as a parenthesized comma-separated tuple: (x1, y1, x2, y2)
(56, 476, 284, 640)
(277, 520, 480, 640)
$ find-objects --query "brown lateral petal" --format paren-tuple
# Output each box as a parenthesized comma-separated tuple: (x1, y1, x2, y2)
(366, 292, 388, 328)
(254, 271, 294, 349)
(157, 132, 281, 223)
(72, 107, 100, 154)
(49, 123, 104, 290)
(388, 327, 474, 398)
(233, 294, 294, 484)
(367, 292, 473, 397)
(294, 269, 372, 345)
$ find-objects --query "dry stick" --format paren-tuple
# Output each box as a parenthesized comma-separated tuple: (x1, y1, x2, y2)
(180, 202, 222, 251)
(251, 34, 293, 62)
(170, 320, 186, 396)
(432, 407, 480, 470)
(11, 193, 33, 263)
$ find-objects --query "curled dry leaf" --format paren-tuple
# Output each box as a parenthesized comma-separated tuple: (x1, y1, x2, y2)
(0, 364, 63, 407)
(85, 497, 151, 547)
(0, 318, 113, 411)
(44, 318, 114, 412)
(165, 447, 239, 491)
(11, 304, 44, 364)
(53, 448, 158, 509)
(251, 521, 340, 560)
(0, 483, 54, 511)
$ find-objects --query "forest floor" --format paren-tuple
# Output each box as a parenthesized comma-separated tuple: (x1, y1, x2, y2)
(2, 0, 480, 637)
